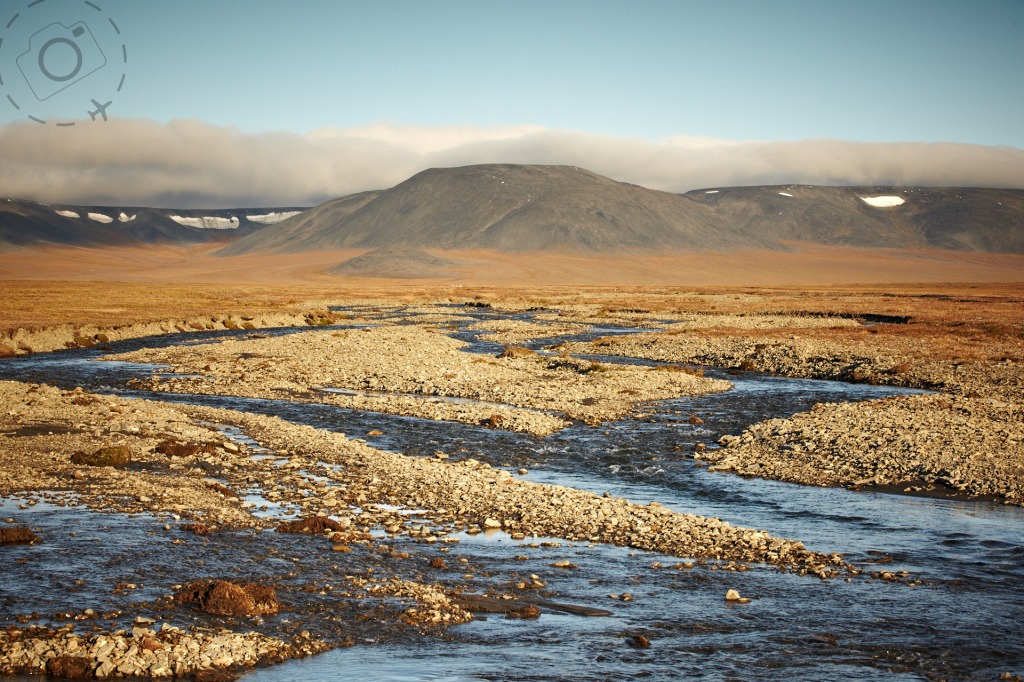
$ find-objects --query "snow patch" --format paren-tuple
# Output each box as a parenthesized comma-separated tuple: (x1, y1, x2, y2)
(778, 192, 793, 197)
(860, 195, 905, 208)
(169, 215, 240, 229)
(87, 212, 113, 223)
(704, 190, 719, 194)
(246, 211, 301, 224)
(118, 212, 136, 222)
(55, 210, 80, 219)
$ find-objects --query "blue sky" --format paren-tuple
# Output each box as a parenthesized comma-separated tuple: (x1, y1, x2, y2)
(1, 0, 1022, 206)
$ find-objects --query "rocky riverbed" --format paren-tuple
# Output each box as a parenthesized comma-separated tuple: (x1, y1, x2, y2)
(0, 369, 849, 678)
(0, 622, 327, 679)
(0, 380, 840, 574)
(559, 315, 1024, 506)
(106, 324, 731, 435)
(703, 393, 1024, 504)
(3, 295, 1023, 679)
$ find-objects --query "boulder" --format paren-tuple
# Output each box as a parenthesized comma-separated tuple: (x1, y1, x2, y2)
(0, 526, 41, 544)
(174, 579, 280, 616)
(46, 655, 93, 678)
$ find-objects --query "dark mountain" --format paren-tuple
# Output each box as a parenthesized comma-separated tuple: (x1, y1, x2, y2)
(0, 200, 308, 250)
(217, 191, 381, 256)
(222, 165, 766, 255)
(4, 165, 1023, 255)
(222, 166, 1024, 256)
(685, 185, 1024, 252)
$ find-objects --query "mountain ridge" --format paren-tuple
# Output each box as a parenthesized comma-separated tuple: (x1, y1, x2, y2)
(4, 164, 1023, 255)
(222, 165, 1024, 255)
(0, 200, 309, 251)
(224, 164, 767, 255)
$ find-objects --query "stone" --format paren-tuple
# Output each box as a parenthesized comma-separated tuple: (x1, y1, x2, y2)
(46, 655, 93, 678)
(141, 636, 164, 651)
(174, 580, 280, 616)
(627, 634, 651, 648)
(0, 526, 40, 544)
(725, 589, 750, 603)
(505, 605, 541, 620)
(209, 482, 241, 499)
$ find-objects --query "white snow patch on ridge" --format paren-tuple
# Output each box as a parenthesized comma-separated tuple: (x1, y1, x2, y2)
(88, 212, 113, 223)
(55, 210, 80, 218)
(704, 190, 719, 194)
(247, 211, 301, 224)
(778, 192, 793, 197)
(860, 195, 905, 208)
(119, 212, 136, 222)
(169, 215, 240, 229)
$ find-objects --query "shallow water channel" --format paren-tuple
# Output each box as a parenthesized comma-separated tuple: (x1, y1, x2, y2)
(1, 307, 1022, 681)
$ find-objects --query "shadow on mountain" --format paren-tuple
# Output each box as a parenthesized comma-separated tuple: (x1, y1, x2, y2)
(327, 246, 463, 279)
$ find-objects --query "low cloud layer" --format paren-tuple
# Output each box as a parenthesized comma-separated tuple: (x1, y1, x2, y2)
(2, 119, 1023, 208)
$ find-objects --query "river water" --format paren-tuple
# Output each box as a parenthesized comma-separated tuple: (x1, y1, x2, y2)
(1, 307, 1022, 681)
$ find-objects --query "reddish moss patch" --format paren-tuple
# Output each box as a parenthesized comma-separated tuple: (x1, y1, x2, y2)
(70, 445, 132, 467)
(276, 516, 346, 534)
(155, 440, 217, 457)
(46, 655, 92, 678)
(174, 579, 280, 616)
(0, 527, 41, 545)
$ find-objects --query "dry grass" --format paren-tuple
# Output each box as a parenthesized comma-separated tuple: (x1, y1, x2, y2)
(0, 280, 421, 333)
(1, 276, 1022, 368)
(653, 364, 705, 377)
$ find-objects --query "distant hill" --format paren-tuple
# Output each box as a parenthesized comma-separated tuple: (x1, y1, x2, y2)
(4, 165, 1023, 256)
(685, 185, 1024, 252)
(328, 245, 463, 279)
(222, 165, 1024, 256)
(0, 200, 308, 250)
(222, 164, 768, 255)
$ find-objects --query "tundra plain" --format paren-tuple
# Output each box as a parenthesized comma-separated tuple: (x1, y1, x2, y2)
(1, 265, 1022, 678)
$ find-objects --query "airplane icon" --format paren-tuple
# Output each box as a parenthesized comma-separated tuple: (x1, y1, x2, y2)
(88, 99, 112, 121)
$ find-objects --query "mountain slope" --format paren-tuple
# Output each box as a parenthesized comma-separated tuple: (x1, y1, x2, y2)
(0, 200, 308, 250)
(4, 166, 1023, 256)
(223, 164, 768, 254)
(327, 245, 462, 279)
(217, 191, 381, 256)
(684, 185, 1024, 252)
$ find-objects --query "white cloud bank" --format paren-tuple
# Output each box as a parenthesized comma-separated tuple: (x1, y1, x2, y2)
(2, 119, 1022, 208)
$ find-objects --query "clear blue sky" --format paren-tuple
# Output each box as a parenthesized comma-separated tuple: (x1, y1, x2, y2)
(2, 0, 1022, 146)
